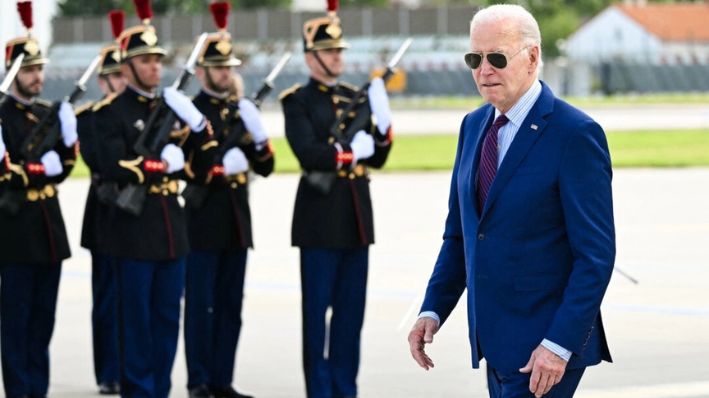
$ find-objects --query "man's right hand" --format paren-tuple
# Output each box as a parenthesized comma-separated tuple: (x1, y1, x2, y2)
(408, 316, 439, 370)
(41, 150, 63, 177)
(350, 130, 375, 161)
(222, 147, 249, 175)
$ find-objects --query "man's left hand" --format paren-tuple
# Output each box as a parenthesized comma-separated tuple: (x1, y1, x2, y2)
(367, 77, 391, 135)
(519, 344, 568, 398)
(163, 87, 206, 132)
(58, 101, 78, 147)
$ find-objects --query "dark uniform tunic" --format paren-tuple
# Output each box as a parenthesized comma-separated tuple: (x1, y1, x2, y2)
(76, 101, 106, 251)
(184, 91, 274, 250)
(93, 86, 210, 261)
(281, 78, 392, 248)
(0, 95, 77, 398)
(0, 96, 75, 264)
(182, 90, 274, 391)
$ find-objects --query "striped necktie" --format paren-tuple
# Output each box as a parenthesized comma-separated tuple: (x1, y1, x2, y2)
(477, 114, 509, 212)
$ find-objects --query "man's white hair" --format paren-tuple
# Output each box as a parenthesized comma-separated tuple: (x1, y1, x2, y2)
(469, 4, 543, 70)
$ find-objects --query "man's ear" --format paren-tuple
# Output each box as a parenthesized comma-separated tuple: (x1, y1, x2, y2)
(528, 46, 539, 74)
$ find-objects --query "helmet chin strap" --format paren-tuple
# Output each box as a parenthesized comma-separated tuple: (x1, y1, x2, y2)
(127, 59, 149, 92)
(204, 67, 223, 94)
(15, 78, 36, 100)
(101, 75, 116, 94)
(312, 51, 336, 79)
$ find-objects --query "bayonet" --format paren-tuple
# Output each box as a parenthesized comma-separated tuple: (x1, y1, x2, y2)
(0, 54, 25, 102)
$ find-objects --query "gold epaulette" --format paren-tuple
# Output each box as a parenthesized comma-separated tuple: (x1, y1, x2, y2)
(278, 84, 302, 101)
(35, 98, 53, 107)
(75, 101, 95, 116)
(338, 81, 359, 93)
(92, 93, 118, 112)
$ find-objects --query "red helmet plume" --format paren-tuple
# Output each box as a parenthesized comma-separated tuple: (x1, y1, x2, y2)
(133, 0, 154, 22)
(109, 10, 125, 40)
(17, 1, 33, 30)
(327, 0, 338, 13)
(209, 1, 230, 31)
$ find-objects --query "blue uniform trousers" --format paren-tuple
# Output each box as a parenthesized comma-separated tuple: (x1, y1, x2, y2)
(486, 365, 585, 398)
(91, 252, 119, 386)
(0, 262, 61, 398)
(300, 247, 368, 398)
(116, 257, 185, 398)
(184, 249, 248, 390)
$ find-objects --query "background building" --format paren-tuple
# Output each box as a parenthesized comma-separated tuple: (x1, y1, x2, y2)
(565, 2, 709, 65)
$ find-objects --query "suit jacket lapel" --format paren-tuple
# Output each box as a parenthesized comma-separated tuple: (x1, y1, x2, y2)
(469, 106, 495, 218)
(481, 84, 555, 217)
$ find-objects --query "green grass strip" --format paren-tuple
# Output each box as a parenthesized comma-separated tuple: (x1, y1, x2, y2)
(69, 129, 709, 178)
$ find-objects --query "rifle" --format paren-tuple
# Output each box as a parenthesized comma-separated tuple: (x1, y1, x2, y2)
(0, 54, 25, 106)
(115, 33, 209, 216)
(182, 51, 292, 209)
(20, 55, 101, 162)
(304, 38, 412, 195)
(0, 55, 99, 214)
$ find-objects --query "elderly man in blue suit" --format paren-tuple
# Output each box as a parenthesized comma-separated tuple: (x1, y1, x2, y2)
(408, 4, 615, 398)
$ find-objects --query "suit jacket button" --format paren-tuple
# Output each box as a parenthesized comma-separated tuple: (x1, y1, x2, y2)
(478, 233, 485, 240)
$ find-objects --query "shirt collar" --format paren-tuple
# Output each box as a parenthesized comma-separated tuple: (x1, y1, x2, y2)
(495, 80, 542, 127)
(201, 87, 229, 100)
(127, 83, 157, 100)
(9, 93, 34, 106)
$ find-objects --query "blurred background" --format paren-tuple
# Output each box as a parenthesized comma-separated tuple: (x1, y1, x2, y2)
(4, 0, 709, 100)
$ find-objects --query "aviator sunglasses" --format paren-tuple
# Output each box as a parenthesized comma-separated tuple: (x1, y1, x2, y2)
(464, 46, 529, 70)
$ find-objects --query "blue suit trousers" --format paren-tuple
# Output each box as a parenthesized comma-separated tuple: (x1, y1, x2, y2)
(184, 249, 248, 390)
(116, 257, 185, 398)
(486, 365, 585, 398)
(0, 262, 61, 398)
(300, 247, 368, 398)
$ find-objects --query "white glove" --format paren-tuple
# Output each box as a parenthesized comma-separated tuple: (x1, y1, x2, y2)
(160, 143, 185, 174)
(238, 99, 268, 144)
(163, 87, 206, 132)
(350, 130, 375, 161)
(222, 147, 249, 175)
(41, 150, 63, 177)
(58, 101, 78, 147)
(0, 125, 5, 158)
(367, 77, 391, 135)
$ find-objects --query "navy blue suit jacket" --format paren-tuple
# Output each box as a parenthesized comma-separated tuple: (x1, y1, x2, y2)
(421, 82, 614, 373)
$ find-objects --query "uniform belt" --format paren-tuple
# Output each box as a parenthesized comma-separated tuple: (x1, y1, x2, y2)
(148, 180, 179, 196)
(337, 164, 367, 179)
(224, 172, 248, 188)
(26, 184, 57, 202)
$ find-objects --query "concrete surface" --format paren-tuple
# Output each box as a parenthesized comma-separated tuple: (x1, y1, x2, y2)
(8, 167, 707, 397)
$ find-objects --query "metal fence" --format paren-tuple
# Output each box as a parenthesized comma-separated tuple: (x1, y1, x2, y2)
(52, 5, 479, 44)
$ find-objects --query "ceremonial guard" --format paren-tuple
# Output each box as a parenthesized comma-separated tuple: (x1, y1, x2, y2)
(76, 10, 127, 396)
(279, 1, 394, 397)
(182, 3, 273, 398)
(92, 0, 212, 396)
(0, 2, 78, 397)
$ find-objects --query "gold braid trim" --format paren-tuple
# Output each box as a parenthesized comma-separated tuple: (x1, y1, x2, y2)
(8, 162, 29, 186)
(118, 156, 145, 184)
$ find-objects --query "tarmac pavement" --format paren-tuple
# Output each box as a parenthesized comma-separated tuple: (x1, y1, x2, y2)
(260, 104, 709, 136)
(9, 167, 708, 398)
